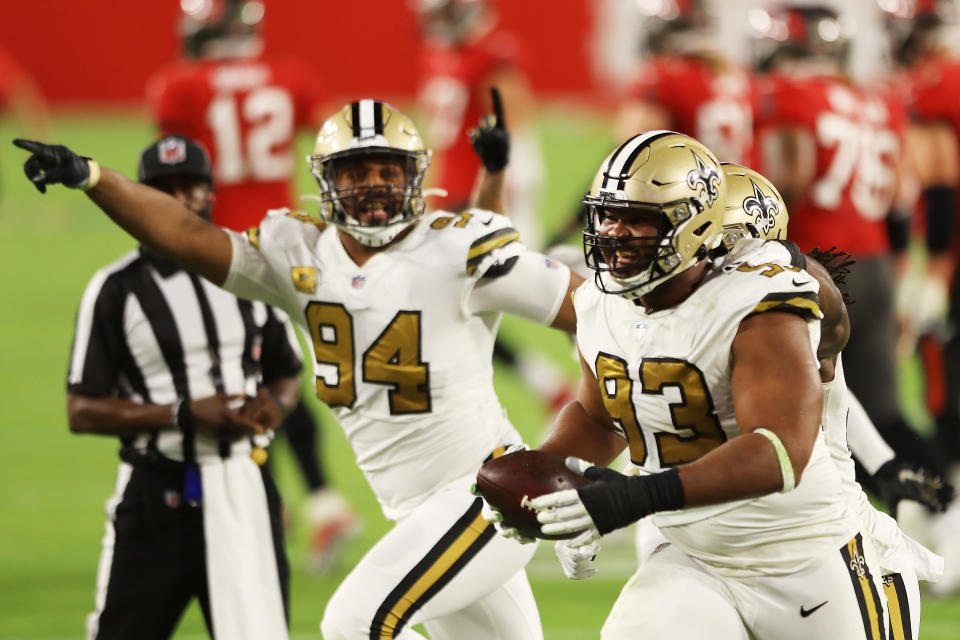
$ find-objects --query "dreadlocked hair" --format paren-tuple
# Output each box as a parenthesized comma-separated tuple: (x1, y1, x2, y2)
(807, 246, 855, 305)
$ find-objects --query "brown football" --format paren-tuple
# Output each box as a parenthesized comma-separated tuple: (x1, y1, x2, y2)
(475, 450, 591, 540)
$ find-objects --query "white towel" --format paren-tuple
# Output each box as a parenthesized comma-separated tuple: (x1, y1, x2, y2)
(201, 456, 288, 639)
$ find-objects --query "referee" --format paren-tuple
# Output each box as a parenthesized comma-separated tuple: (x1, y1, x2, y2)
(67, 135, 298, 640)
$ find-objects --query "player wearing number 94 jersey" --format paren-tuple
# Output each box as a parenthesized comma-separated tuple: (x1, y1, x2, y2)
(526, 131, 888, 639)
(221, 100, 582, 638)
(146, 0, 324, 232)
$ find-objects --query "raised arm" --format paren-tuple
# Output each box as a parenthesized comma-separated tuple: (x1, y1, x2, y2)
(14, 139, 232, 285)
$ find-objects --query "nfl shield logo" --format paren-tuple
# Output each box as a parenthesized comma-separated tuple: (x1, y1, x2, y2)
(158, 137, 187, 165)
(164, 490, 181, 508)
(351, 275, 365, 289)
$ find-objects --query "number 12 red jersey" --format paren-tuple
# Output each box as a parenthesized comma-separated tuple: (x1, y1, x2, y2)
(147, 56, 323, 231)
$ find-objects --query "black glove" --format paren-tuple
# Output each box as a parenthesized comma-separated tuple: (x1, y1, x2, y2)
(468, 87, 510, 173)
(577, 465, 684, 535)
(873, 458, 955, 516)
(12, 139, 97, 193)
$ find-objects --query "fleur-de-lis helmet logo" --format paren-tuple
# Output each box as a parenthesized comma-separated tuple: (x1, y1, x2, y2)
(686, 150, 721, 207)
(742, 178, 779, 234)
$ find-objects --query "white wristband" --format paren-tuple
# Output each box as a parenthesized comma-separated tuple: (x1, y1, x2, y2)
(753, 428, 795, 493)
(81, 160, 101, 191)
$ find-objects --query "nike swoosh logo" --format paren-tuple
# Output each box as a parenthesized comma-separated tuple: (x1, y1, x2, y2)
(792, 277, 810, 287)
(800, 601, 828, 617)
(482, 216, 494, 225)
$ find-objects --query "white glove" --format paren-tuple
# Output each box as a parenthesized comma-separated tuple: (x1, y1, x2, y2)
(555, 530, 600, 580)
(530, 457, 600, 538)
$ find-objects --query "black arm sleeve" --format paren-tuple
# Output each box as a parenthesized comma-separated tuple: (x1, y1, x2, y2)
(886, 206, 911, 253)
(924, 186, 958, 254)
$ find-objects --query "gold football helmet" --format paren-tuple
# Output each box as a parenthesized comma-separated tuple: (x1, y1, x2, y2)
(308, 100, 430, 247)
(720, 163, 789, 249)
(582, 131, 726, 300)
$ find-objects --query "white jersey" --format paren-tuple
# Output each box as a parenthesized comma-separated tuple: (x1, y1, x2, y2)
(224, 209, 570, 519)
(577, 239, 854, 575)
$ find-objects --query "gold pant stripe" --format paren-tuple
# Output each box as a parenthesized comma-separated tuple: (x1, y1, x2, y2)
(371, 499, 494, 639)
(883, 573, 910, 640)
(842, 534, 885, 640)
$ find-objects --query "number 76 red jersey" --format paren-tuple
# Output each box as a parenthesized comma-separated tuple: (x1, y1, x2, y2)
(146, 55, 323, 231)
(754, 72, 906, 257)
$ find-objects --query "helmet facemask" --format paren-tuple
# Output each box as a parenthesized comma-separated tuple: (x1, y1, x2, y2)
(310, 148, 430, 248)
(583, 195, 710, 300)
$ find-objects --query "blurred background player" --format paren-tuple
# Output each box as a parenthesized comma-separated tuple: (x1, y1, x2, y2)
(0, 44, 49, 203)
(145, 0, 357, 572)
(751, 4, 950, 503)
(415, 0, 544, 247)
(880, 0, 960, 595)
(0, 44, 48, 141)
(615, 0, 755, 167)
(416, 0, 575, 420)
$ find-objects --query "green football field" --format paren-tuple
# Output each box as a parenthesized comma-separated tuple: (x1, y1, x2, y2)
(1, 108, 958, 638)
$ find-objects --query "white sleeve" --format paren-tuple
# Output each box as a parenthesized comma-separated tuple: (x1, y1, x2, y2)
(846, 388, 896, 474)
(222, 229, 286, 309)
(465, 250, 571, 325)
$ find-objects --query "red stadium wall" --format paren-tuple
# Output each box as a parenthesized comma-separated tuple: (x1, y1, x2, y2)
(2, 0, 595, 104)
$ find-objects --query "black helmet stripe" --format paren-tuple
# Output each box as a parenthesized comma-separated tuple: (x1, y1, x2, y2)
(352, 99, 385, 140)
(601, 130, 674, 191)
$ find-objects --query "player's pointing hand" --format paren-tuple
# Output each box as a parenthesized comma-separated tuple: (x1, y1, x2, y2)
(12, 138, 100, 193)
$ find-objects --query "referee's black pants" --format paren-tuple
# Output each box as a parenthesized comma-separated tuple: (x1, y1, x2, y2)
(90, 454, 289, 640)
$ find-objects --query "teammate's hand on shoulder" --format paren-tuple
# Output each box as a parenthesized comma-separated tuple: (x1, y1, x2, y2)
(190, 393, 265, 440)
(555, 530, 600, 580)
(238, 388, 284, 431)
(468, 87, 510, 173)
(874, 458, 955, 516)
(12, 139, 100, 193)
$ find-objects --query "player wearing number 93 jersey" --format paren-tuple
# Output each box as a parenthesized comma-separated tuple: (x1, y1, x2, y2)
(146, 0, 324, 231)
(528, 131, 889, 639)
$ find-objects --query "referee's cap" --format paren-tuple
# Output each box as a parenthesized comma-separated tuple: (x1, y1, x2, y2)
(138, 135, 213, 185)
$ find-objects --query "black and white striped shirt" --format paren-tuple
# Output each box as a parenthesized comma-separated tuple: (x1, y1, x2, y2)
(67, 248, 302, 462)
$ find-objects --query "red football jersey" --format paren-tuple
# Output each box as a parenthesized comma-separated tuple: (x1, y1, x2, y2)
(146, 56, 322, 231)
(626, 55, 756, 166)
(417, 29, 531, 210)
(755, 73, 905, 257)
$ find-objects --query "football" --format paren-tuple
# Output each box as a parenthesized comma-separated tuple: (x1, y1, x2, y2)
(475, 450, 591, 540)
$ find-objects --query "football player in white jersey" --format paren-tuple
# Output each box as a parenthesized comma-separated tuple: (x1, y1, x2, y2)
(553, 163, 948, 638)
(505, 131, 889, 639)
(13, 100, 583, 639)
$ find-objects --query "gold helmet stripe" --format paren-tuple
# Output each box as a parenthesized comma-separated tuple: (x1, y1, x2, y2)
(602, 129, 672, 192)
